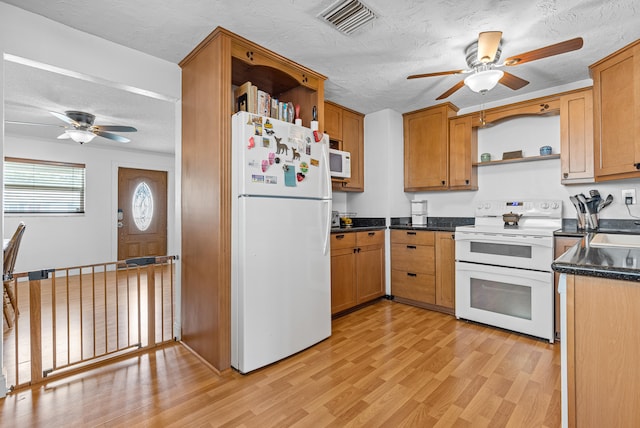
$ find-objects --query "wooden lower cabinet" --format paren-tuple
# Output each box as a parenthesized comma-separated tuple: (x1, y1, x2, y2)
(565, 274, 640, 427)
(435, 232, 456, 308)
(330, 230, 385, 315)
(391, 229, 455, 314)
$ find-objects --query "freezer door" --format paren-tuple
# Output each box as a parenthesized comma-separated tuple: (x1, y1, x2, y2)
(233, 112, 330, 199)
(232, 196, 332, 373)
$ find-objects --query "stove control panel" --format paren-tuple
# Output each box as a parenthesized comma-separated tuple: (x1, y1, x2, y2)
(474, 200, 563, 218)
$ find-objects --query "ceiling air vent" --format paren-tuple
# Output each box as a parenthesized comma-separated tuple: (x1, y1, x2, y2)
(319, 0, 377, 35)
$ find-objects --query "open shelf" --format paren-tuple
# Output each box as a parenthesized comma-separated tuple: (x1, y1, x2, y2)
(474, 153, 560, 167)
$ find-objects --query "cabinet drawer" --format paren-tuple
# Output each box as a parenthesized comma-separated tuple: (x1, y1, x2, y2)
(391, 270, 435, 304)
(356, 230, 384, 247)
(331, 232, 357, 250)
(391, 243, 435, 274)
(391, 229, 434, 246)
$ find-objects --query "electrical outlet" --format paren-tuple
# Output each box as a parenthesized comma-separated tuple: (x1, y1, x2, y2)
(622, 189, 636, 205)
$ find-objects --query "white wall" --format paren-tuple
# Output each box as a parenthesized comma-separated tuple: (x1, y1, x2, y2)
(4, 135, 175, 272)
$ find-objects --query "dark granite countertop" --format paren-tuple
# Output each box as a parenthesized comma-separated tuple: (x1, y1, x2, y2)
(552, 233, 640, 282)
(331, 217, 385, 233)
(555, 218, 640, 237)
(389, 216, 474, 233)
(331, 226, 386, 233)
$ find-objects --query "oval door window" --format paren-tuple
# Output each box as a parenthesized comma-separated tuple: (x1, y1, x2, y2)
(132, 182, 154, 231)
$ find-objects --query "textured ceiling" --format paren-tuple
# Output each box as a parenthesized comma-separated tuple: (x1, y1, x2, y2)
(2, 0, 640, 153)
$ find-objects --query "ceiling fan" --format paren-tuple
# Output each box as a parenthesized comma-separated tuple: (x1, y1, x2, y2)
(6, 110, 137, 144)
(407, 31, 584, 100)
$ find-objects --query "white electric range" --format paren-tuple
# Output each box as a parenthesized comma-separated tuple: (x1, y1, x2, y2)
(455, 199, 562, 343)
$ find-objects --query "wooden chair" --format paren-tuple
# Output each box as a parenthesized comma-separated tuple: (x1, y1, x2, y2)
(3, 222, 26, 328)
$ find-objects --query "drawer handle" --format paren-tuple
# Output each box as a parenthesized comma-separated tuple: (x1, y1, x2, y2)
(368, 232, 375, 236)
(406, 245, 416, 249)
(336, 234, 345, 239)
(407, 231, 417, 235)
(407, 273, 417, 277)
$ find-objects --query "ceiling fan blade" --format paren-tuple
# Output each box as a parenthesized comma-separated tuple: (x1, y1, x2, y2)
(436, 80, 465, 100)
(95, 131, 130, 143)
(504, 37, 583, 66)
(93, 125, 137, 132)
(407, 70, 465, 79)
(5, 120, 65, 128)
(477, 31, 502, 63)
(499, 71, 529, 90)
(50, 111, 80, 127)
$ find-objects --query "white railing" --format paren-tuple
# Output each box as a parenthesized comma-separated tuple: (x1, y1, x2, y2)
(3, 255, 177, 391)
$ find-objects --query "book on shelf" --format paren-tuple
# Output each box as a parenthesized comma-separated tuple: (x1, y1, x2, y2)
(257, 89, 270, 117)
(234, 81, 251, 113)
(250, 85, 258, 114)
(270, 97, 279, 118)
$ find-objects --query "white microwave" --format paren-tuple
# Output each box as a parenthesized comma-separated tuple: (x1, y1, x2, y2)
(329, 149, 351, 179)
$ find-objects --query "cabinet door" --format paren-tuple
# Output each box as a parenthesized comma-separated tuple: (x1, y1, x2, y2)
(324, 102, 343, 141)
(568, 275, 640, 426)
(592, 43, 640, 179)
(341, 110, 364, 191)
(560, 89, 594, 183)
(404, 105, 452, 191)
(390, 243, 435, 274)
(330, 247, 357, 314)
(435, 232, 455, 309)
(356, 244, 385, 303)
(391, 270, 436, 304)
(448, 116, 477, 190)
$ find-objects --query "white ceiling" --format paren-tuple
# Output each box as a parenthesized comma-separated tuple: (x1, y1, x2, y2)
(2, 0, 640, 154)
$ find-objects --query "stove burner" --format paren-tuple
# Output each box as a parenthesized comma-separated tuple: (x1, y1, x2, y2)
(503, 222, 519, 228)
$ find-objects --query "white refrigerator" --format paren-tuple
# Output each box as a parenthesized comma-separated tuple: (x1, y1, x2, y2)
(231, 111, 332, 373)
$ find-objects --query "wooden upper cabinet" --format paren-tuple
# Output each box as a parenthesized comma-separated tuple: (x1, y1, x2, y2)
(448, 115, 477, 190)
(560, 88, 594, 184)
(404, 103, 458, 191)
(591, 39, 640, 181)
(326, 101, 365, 192)
(324, 102, 342, 141)
(341, 110, 364, 191)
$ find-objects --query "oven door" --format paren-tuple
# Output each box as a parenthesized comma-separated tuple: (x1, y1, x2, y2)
(455, 231, 553, 271)
(455, 261, 554, 343)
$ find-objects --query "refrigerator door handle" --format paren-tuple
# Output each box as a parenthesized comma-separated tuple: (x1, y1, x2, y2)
(323, 199, 331, 256)
(321, 136, 332, 200)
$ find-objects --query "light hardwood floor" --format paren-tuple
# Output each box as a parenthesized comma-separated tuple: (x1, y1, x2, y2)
(0, 300, 560, 427)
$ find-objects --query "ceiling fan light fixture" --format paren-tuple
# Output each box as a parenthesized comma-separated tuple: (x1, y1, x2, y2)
(464, 69, 504, 94)
(65, 129, 96, 144)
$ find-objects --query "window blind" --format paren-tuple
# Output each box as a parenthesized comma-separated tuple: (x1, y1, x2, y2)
(4, 157, 86, 214)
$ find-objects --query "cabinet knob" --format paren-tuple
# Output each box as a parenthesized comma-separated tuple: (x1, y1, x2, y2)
(465, 179, 469, 185)
(441, 180, 446, 186)
(407, 273, 417, 277)
(407, 231, 416, 235)
(406, 245, 416, 249)
(563, 172, 569, 178)
(368, 232, 375, 236)
(635, 163, 640, 170)
(335, 234, 345, 239)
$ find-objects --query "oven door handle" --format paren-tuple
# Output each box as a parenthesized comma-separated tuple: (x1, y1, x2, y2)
(455, 234, 553, 249)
